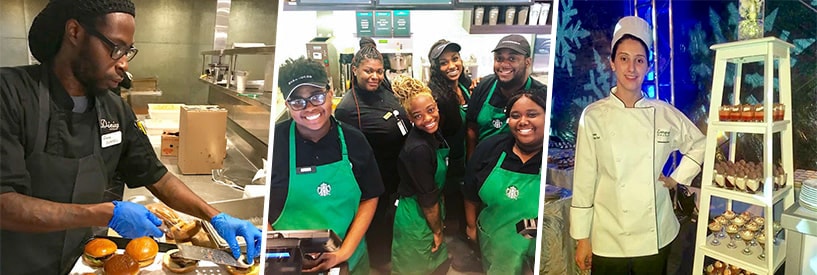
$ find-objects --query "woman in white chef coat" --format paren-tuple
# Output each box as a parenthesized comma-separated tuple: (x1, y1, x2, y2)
(569, 16, 706, 275)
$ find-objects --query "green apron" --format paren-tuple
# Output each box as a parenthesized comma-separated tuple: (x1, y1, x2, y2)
(273, 122, 369, 275)
(477, 152, 540, 275)
(391, 138, 450, 275)
(475, 78, 532, 142)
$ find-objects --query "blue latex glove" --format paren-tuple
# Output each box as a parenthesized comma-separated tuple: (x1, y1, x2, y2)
(107, 200, 164, 238)
(210, 213, 262, 263)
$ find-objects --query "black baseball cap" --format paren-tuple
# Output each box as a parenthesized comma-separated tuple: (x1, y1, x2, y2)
(492, 34, 531, 57)
(429, 41, 462, 60)
(279, 72, 329, 100)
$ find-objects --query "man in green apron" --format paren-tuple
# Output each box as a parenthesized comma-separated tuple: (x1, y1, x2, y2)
(465, 34, 547, 159)
(0, 1, 261, 274)
(391, 77, 452, 275)
(268, 57, 383, 275)
(463, 91, 547, 274)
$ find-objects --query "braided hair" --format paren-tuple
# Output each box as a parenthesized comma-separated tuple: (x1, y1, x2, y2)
(28, 0, 136, 64)
(391, 76, 434, 115)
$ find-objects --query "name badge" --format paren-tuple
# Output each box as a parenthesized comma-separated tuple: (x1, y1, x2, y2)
(296, 166, 317, 174)
(101, 131, 122, 148)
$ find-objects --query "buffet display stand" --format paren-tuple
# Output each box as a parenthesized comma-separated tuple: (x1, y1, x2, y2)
(691, 37, 796, 275)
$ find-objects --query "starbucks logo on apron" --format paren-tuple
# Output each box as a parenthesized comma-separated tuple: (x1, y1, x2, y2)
(505, 186, 519, 200)
(317, 182, 332, 197)
(492, 118, 503, 129)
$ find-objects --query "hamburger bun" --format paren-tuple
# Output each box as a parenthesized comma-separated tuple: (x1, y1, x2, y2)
(104, 254, 140, 275)
(169, 220, 202, 242)
(82, 238, 117, 268)
(225, 259, 260, 275)
(162, 249, 199, 274)
(125, 236, 159, 268)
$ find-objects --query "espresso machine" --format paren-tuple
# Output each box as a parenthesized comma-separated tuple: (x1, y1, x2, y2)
(382, 52, 413, 81)
(306, 37, 339, 90)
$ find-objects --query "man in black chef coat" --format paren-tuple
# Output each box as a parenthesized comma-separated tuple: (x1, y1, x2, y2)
(0, 1, 261, 274)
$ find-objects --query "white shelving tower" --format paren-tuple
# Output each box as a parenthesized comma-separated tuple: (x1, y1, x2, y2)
(691, 37, 796, 274)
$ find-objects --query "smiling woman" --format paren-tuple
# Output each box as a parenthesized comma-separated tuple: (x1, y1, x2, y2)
(463, 88, 547, 275)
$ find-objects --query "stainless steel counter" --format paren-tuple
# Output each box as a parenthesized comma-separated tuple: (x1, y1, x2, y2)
(122, 128, 258, 203)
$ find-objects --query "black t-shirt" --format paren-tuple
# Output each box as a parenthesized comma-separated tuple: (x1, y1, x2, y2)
(462, 133, 543, 203)
(334, 84, 409, 195)
(0, 65, 167, 195)
(429, 78, 469, 160)
(268, 119, 384, 223)
(465, 74, 547, 126)
(396, 128, 447, 208)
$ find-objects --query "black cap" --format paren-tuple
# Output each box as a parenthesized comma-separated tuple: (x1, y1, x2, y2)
(428, 41, 462, 60)
(492, 34, 531, 56)
(29, 0, 136, 63)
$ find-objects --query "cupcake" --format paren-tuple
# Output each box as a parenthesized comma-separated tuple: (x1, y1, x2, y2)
(753, 216, 765, 226)
(732, 216, 747, 227)
(709, 221, 723, 233)
(745, 221, 761, 232)
(726, 224, 740, 234)
(740, 211, 753, 221)
(716, 215, 730, 226)
(722, 210, 737, 220)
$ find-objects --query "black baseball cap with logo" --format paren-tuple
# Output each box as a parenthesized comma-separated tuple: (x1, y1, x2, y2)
(492, 34, 531, 57)
(278, 58, 329, 100)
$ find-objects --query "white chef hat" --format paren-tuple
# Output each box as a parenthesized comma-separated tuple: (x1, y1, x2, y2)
(611, 16, 653, 52)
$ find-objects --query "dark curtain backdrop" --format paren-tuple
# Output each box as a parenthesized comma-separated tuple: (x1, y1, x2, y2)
(550, 0, 817, 169)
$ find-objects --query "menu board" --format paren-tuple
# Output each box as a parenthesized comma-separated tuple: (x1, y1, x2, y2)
(392, 10, 411, 37)
(374, 11, 393, 37)
(356, 11, 374, 36)
(377, 0, 451, 4)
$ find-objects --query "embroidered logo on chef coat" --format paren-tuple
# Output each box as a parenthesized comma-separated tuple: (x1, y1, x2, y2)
(656, 129, 671, 143)
(505, 186, 520, 200)
(492, 118, 503, 129)
(99, 119, 120, 131)
(592, 133, 601, 140)
(317, 182, 332, 197)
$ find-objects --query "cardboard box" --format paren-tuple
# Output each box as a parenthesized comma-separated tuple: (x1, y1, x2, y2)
(161, 131, 179, 156)
(178, 106, 227, 174)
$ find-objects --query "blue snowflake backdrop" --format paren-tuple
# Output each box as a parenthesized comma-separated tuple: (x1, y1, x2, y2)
(551, 0, 817, 169)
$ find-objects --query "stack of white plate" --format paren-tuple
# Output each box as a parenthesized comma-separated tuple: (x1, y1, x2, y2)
(800, 179, 817, 212)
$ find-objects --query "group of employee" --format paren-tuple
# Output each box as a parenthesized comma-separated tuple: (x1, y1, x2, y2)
(0, 1, 262, 274)
(268, 34, 546, 275)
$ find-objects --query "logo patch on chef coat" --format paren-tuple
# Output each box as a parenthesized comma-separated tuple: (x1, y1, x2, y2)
(505, 186, 520, 200)
(492, 118, 503, 129)
(592, 133, 601, 140)
(99, 119, 120, 131)
(317, 182, 332, 197)
(656, 129, 671, 143)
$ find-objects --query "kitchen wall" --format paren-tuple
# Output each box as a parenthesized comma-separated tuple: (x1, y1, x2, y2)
(0, 0, 278, 105)
(274, 9, 546, 83)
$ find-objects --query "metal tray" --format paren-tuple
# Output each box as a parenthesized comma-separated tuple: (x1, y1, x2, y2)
(268, 229, 342, 253)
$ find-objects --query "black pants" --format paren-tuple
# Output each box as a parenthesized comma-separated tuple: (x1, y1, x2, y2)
(591, 243, 672, 275)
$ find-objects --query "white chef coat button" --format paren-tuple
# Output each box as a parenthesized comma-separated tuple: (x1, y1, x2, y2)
(611, 132, 616, 137)
(650, 229, 655, 232)
(620, 184, 625, 188)
(626, 232, 631, 236)
(623, 209, 628, 213)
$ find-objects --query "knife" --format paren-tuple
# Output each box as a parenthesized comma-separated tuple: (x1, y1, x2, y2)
(176, 244, 251, 268)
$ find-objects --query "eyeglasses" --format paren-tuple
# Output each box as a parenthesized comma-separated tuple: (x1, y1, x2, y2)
(81, 23, 138, 61)
(287, 92, 328, 111)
